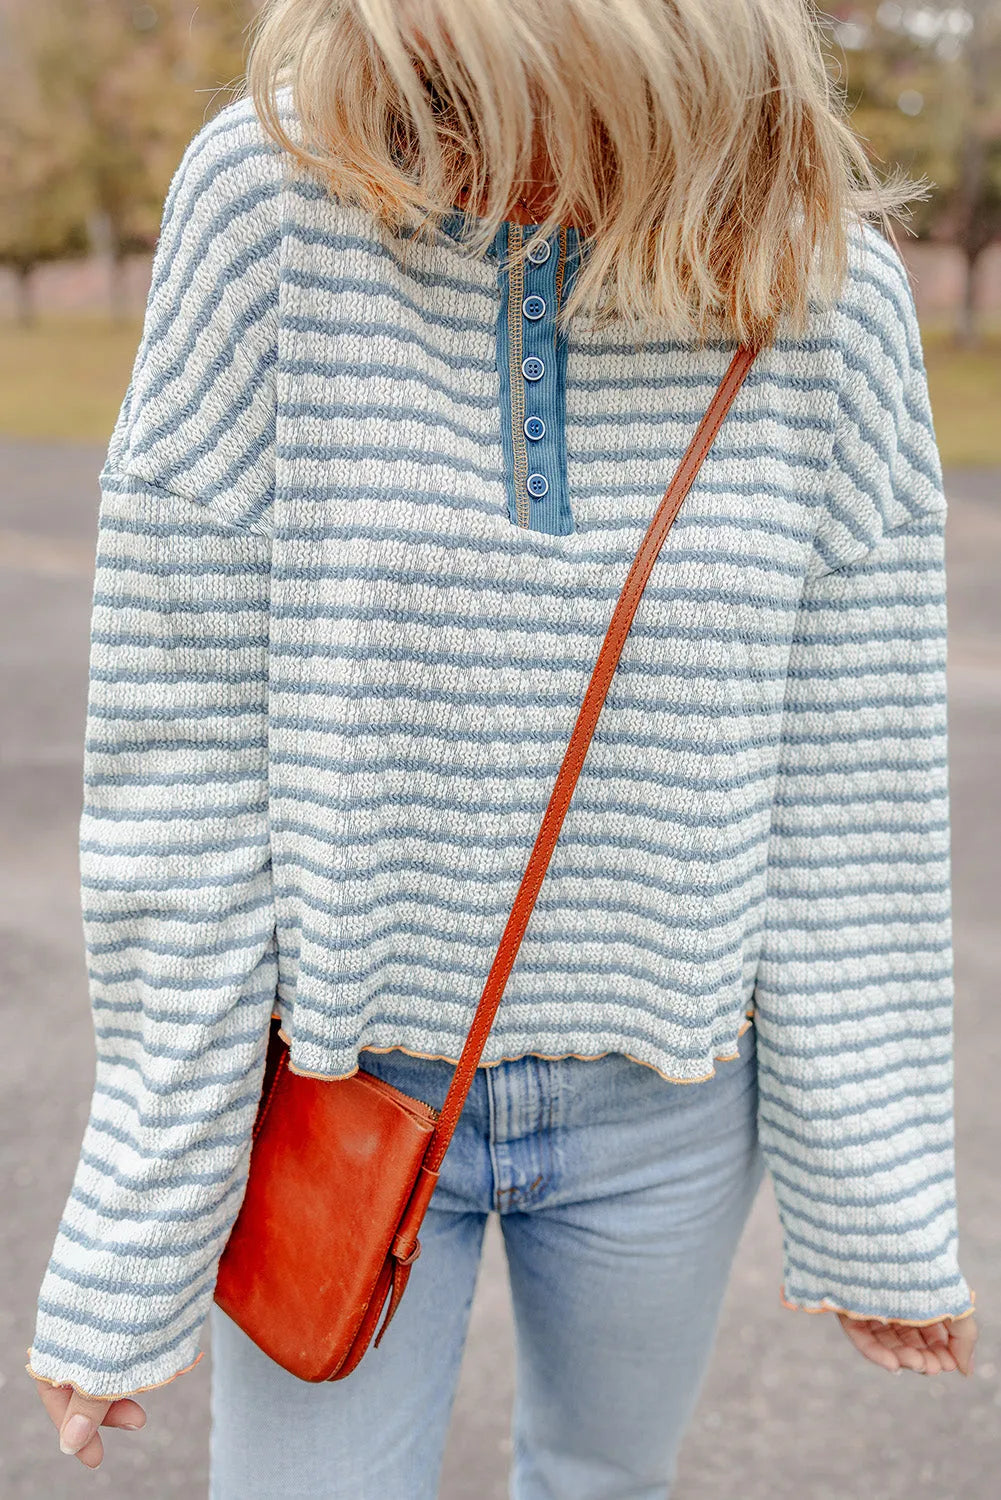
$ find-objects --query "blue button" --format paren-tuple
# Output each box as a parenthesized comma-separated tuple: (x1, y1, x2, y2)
(522, 294, 546, 320)
(524, 415, 546, 441)
(522, 356, 545, 381)
(526, 473, 549, 499)
(526, 238, 552, 265)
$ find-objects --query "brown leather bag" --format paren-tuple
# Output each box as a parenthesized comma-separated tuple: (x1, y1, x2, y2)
(213, 337, 764, 1381)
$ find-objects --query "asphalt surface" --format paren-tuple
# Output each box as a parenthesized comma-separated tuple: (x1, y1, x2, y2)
(1, 438, 998, 1499)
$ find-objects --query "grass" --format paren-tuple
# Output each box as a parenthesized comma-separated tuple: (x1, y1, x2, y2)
(1, 312, 999, 467)
(921, 324, 1001, 468)
(0, 314, 144, 444)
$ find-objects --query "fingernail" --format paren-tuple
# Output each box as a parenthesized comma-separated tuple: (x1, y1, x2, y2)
(59, 1414, 94, 1454)
(121, 1420, 144, 1430)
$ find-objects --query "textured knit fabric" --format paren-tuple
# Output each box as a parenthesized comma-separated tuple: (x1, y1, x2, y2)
(28, 93, 973, 1399)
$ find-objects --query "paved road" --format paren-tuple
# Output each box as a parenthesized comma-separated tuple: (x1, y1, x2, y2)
(1, 439, 998, 1500)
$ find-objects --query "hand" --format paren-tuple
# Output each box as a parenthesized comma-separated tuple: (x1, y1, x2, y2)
(838, 1312, 978, 1376)
(34, 1376, 147, 1469)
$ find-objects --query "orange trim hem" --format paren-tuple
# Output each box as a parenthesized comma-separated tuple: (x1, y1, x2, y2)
(25, 1347, 205, 1403)
(778, 1284, 977, 1327)
(276, 1013, 757, 1088)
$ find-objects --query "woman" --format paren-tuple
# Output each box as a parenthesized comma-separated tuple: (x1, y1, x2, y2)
(28, 0, 977, 1492)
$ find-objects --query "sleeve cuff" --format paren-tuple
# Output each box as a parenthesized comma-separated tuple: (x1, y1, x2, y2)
(25, 1346, 206, 1403)
(778, 1283, 976, 1327)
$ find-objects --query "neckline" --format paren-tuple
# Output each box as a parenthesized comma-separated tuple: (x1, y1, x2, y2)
(437, 204, 580, 259)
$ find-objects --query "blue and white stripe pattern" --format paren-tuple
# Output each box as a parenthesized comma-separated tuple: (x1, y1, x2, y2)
(28, 93, 973, 1398)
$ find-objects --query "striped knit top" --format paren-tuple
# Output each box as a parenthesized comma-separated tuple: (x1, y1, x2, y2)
(28, 94, 974, 1399)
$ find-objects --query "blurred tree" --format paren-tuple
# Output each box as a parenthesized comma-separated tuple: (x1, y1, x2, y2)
(0, 0, 261, 324)
(0, 22, 90, 326)
(823, 1, 1001, 345)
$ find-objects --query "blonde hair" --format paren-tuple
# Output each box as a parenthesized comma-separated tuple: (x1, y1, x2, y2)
(243, 0, 929, 344)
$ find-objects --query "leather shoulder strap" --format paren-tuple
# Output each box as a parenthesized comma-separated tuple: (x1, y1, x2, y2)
(425, 338, 764, 1171)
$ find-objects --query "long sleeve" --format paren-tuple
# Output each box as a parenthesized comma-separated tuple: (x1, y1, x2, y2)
(27, 99, 287, 1397)
(752, 228, 974, 1324)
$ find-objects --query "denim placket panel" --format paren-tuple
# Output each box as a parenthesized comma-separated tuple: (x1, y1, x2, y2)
(495, 223, 580, 535)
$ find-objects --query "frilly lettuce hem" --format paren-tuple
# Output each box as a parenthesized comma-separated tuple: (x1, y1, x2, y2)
(779, 1284, 976, 1327)
(25, 1347, 204, 1404)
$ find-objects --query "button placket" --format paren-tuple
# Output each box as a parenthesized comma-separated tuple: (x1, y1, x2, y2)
(496, 219, 579, 534)
(504, 223, 532, 527)
(520, 234, 549, 522)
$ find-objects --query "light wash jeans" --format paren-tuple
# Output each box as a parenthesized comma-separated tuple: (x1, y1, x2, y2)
(209, 1021, 764, 1500)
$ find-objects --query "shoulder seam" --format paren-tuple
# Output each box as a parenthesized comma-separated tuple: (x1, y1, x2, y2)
(807, 500, 947, 581)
